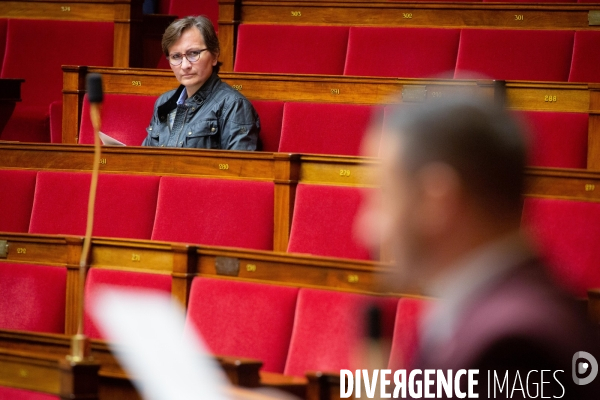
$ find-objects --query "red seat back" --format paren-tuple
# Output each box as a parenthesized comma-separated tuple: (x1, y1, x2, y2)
(0, 262, 66, 333)
(388, 297, 431, 370)
(79, 94, 158, 146)
(569, 31, 600, 83)
(1, 19, 113, 108)
(151, 177, 274, 250)
(234, 25, 349, 75)
(29, 172, 160, 239)
(516, 110, 588, 169)
(0, 169, 37, 233)
(521, 198, 600, 296)
(185, 277, 299, 373)
(288, 184, 376, 260)
(84, 268, 172, 339)
(455, 29, 574, 81)
(0, 386, 58, 400)
(250, 100, 284, 152)
(345, 27, 460, 78)
(0, 19, 7, 74)
(284, 288, 398, 377)
(279, 102, 382, 156)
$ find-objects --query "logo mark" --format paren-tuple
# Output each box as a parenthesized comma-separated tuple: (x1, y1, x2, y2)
(572, 351, 598, 385)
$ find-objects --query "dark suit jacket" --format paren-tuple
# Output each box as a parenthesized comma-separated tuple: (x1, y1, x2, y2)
(413, 260, 599, 399)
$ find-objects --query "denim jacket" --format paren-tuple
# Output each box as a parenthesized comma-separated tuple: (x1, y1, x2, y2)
(142, 73, 259, 150)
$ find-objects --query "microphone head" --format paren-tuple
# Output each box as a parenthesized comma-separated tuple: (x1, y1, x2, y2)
(86, 73, 103, 104)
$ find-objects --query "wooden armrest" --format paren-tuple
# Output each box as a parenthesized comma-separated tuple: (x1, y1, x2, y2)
(217, 355, 263, 387)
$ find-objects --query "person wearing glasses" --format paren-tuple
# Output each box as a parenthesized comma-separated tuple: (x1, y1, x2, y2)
(142, 16, 259, 150)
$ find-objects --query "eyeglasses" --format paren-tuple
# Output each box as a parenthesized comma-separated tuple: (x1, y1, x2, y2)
(168, 49, 208, 66)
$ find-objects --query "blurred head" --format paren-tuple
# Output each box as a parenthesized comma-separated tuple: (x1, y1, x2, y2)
(359, 97, 527, 289)
(162, 16, 220, 95)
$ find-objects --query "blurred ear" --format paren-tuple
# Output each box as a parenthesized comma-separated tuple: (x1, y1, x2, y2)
(414, 162, 462, 237)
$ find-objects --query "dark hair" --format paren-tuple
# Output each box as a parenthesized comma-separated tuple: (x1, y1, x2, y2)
(386, 97, 527, 215)
(162, 16, 221, 73)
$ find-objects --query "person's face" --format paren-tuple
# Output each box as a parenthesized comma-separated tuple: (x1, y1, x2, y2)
(168, 27, 218, 96)
(356, 131, 425, 291)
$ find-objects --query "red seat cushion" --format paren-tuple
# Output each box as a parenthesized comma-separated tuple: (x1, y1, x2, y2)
(250, 100, 284, 152)
(0, 263, 66, 333)
(79, 94, 158, 146)
(388, 297, 431, 370)
(234, 25, 349, 75)
(0, 169, 37, 233)
(185, 277, 299, 373)
(345, 27, 460, 78)
(84, 268, 172, 339)
(517, 110, 588, 169)
(279, 102, 383, 156)
(569, 31, 600, 83)
(521, 198, 600, 297)
(284, 288, 398, 377)
(49, 101, 63, 144)
(0, 19, 7, 73)
(1, 19, 113, 142)
(455, 29, 574, 81)
(151, 177, 274, 250)
(288, 184, 377, 260)
(29, 172, 160, 239)
(0, 386, 58, 400)
(0, 105, 50, 143)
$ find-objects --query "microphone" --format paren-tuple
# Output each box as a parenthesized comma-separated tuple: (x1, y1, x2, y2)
(70, 73, 104, 362)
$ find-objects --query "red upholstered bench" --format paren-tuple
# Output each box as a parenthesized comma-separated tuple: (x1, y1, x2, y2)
(278, 102, 382, 156)
(569, 31, 600, 83)
(521, 198, 600, 297)
(0, 386, 58, 400)
(283, 288, 398, 377)
(0, 19, 113, 143)
(0, 169, 37, 233)
(0, 262, 66, 333)
(287, 183, 377, 260)
(29, 171, 160, 239)
(344, 27, 460, 78)
(79, 94, 158, 146)
(454, 29, 574, 81)
(516, 110, 589, 169)
(234, 24, 349, 75)
(250, 100, 284, 152)
(185, 277, 299, 373)
(151, 177, 275, 250)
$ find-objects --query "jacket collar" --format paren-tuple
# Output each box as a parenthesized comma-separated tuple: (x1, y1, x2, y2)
(157, 72, 220, 121)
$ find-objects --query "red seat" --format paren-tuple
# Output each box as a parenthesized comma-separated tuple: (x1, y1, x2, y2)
(250, 100, 284, 152)
(0, 19, 113, 142)
(0, 262, 66, 333)
(521, 198, 600, 297)
(0, 386, 57, 400)
(388, 297, 431, 370)
(287, 184, 377, 260)
(185, 277, 299, 373)
(455, 29, 574, 81)
(29, 171, 160, 239)
(516, 110, 588, 169)
(83, 268, 172, 339)
(0, 169, 37, 233)
(151, 177, 274, 250)
(234, 25, 349, 75)
(284, 288, 398, 377)
(49, 101, 63, 144)
(79, 94, 158, 146)
(569, 31, 600, 83)
(278, 102, 383, 156)
(344, 27, 460, 78)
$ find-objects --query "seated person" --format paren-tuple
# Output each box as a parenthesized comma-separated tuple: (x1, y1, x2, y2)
(142, 16, 259, 150)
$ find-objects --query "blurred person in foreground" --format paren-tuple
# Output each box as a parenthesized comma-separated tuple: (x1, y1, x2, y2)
(142, 16, 259, 150)
(358, 97, 599, 398)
